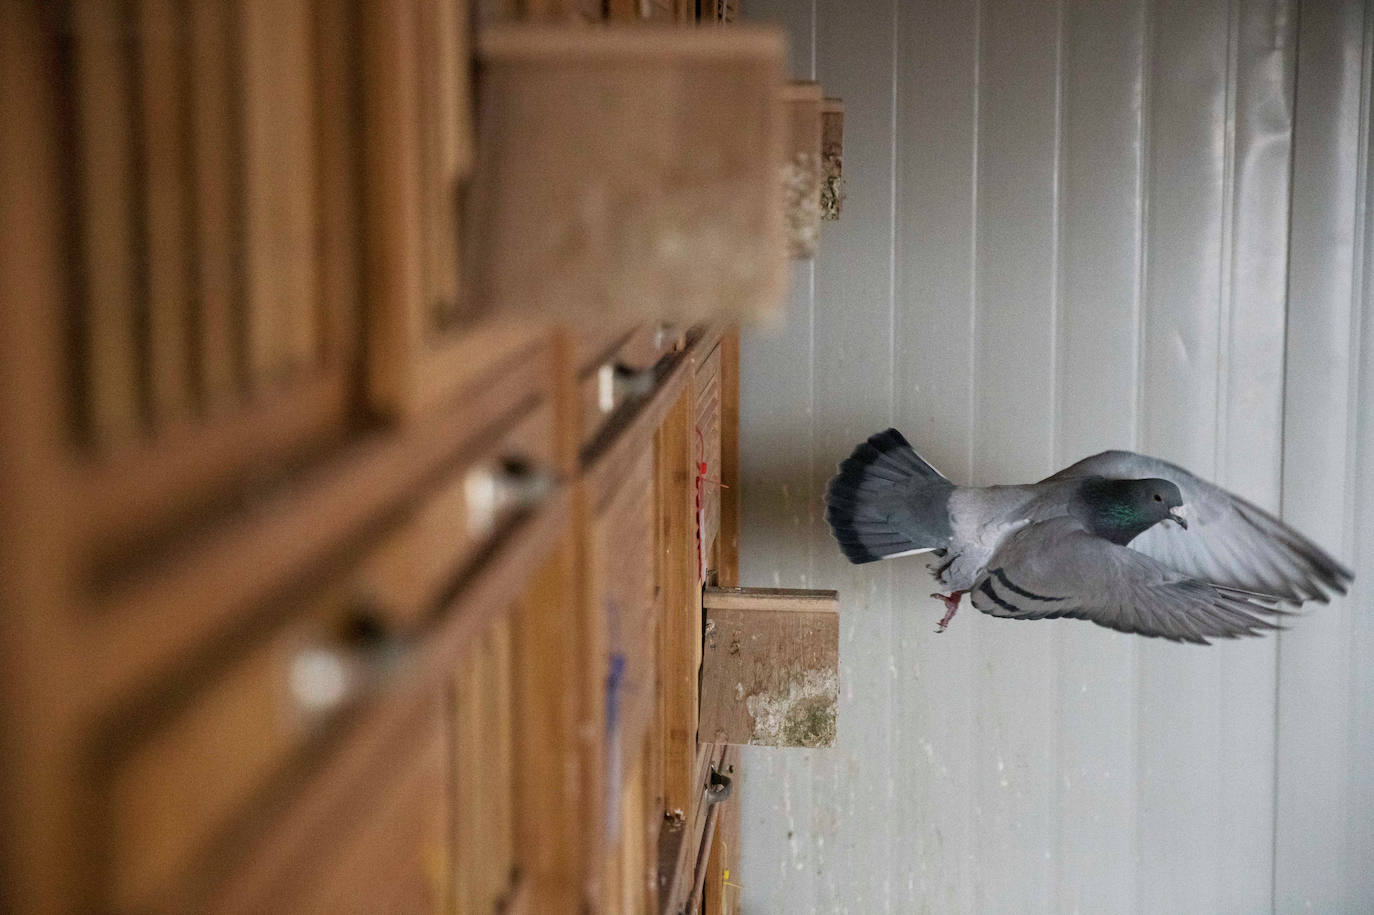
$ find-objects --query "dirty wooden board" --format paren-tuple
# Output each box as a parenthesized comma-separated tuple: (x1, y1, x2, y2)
(699, 588, 837, 747)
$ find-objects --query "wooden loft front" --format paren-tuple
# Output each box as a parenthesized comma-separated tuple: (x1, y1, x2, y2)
(0, 3, 845, 913)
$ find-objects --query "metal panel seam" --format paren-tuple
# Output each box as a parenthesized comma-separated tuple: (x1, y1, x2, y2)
(1049, 0, 1067, 908)
(1131, 3, 1155, 911)
(1215, 0, 1240, 484)
(1269, 3, 1304, 907)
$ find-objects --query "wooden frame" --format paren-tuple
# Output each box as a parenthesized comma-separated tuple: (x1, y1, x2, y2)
(3, 0, 788, 907)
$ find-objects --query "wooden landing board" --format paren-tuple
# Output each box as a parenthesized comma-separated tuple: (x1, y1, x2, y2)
(698, 587, 838, 748)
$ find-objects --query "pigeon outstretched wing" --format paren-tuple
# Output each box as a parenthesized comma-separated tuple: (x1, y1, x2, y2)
(1045, 450, 1351, 603)
(969, 517, 1285, 644)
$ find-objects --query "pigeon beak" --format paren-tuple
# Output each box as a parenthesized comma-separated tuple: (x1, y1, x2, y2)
(1169, 505, 1189, 530)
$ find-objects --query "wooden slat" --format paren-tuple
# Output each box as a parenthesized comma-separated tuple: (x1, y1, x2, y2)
(187, 0, 243, 413)
(701, 586, 838, 613)
(490, 615, 518, 903)
(716, 327, 740, 586)
(695, 343, 722, 568)
(138, 0, 195, 426)
(702, 747, 740, 915)
(656, 387, 697, 818)
(656, 742, 719, 914)
(453, 634, 484, 914)
(72, 0, 143, 444)
(574, 478, 608, 910)
(240, 0, 318, 390)
(313, 0, 362, 371)
(0, 5, 95, 909)
(418, 0, 465, 334)
(514, 531, 584, 892)
(361, 0, 423, 417)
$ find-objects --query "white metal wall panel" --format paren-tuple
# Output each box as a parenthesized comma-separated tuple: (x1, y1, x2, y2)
(1212, 5, 1295, 909)
(1053, 2, 1147, 911)
(742, 0, 905, 910)
(969, 3, 1062, 911)
(1276, 0, 1372, 908)
(739, 1, 1373, 911)
(892, 0, 980, 909)
(1132, 6, 1234, 908)
(807, 0, 902, 907)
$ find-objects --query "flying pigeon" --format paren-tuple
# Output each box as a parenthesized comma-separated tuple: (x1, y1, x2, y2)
(824, 428, 1352, 643)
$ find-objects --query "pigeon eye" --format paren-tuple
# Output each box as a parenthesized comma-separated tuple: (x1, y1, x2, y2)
(1153, 494, 1162, 502)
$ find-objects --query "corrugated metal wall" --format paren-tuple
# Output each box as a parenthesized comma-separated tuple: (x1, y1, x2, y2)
(737, 1, 1374, 911)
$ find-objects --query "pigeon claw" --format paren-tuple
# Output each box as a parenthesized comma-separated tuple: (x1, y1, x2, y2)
(931, 590, 968, 633)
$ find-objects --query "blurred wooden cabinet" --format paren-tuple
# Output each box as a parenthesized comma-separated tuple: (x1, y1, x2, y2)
(0, 2, 829, 913)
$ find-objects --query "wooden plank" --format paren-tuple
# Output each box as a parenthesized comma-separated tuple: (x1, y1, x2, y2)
(361, 0, 423, 417)
(656, 742, 718, 915)
(571, 478, 607, 912)
(618, 750, 647, 913)
(699, 588, 838, 747)
(0, 4, 96, 909)
(702, 746, 740, 915)
(418, 0, 465, 336)
(452, 635, 484, 914)
(313, 0, 363, 372)
(345, 399, 557, 630)
(716, 327, 740, 587)
(187, 0, 244, 413)
(72, 0, 144, 444)
(694, 342, 722, 571)
(656, 387, 697, 819)
(702, 586, 837, 613)
(240, 0, 318, 390)
(490, 615, 518, 901)
(138, 0, 195, 426)
(514, 532, 584, 890)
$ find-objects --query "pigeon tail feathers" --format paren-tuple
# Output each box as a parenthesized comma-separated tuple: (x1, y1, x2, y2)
(825, 429, 954, 564)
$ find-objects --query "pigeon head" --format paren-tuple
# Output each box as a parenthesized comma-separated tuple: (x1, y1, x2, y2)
(1076, 477, 1186, 545)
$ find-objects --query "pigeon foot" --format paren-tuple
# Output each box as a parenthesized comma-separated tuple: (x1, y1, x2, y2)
(931, 590, 967, 633)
